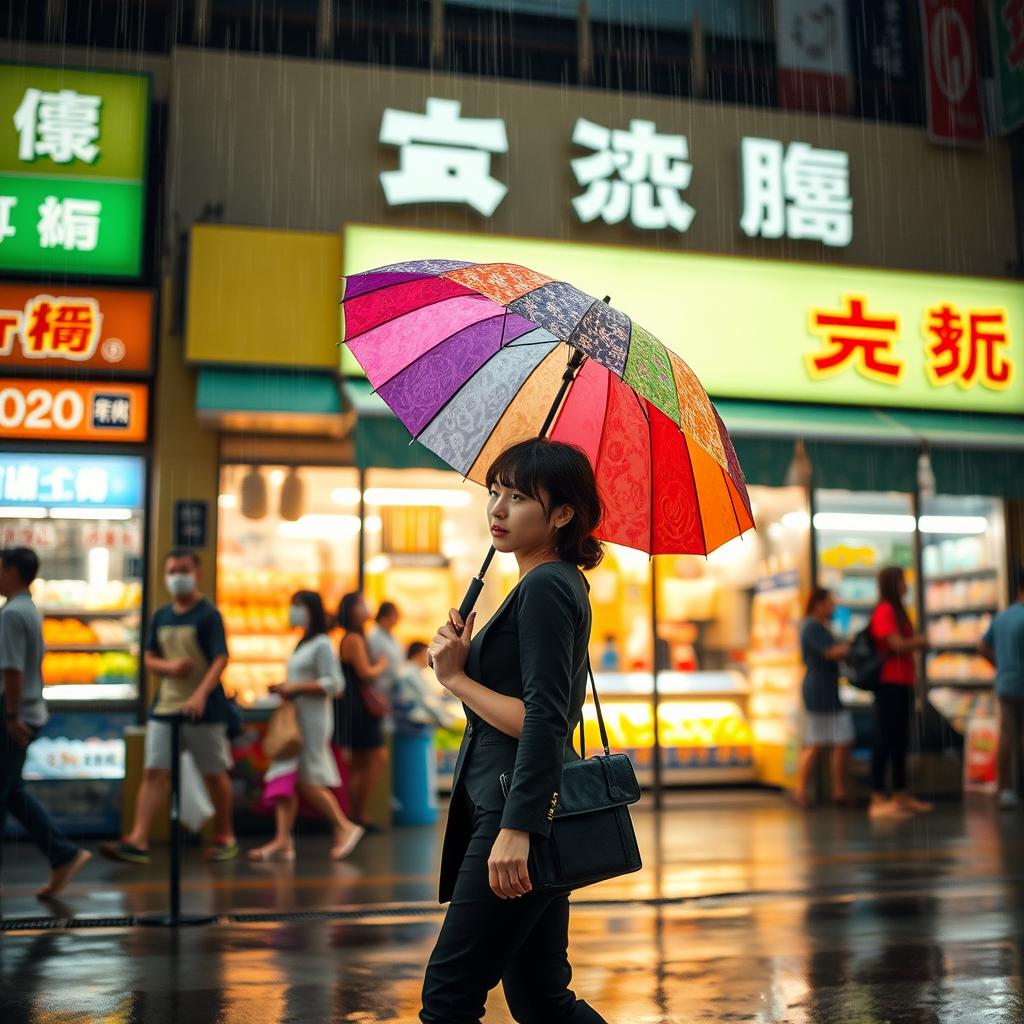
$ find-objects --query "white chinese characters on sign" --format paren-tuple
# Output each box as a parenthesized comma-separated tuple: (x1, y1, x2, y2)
(37, 196, 101, 252)
(740, 137, 852, 247)
(14, 88, 102, 164)
(0, 197, 16, 243)
(379, 98, 509, 217)
(571, 117, 695, 232)
(0, 463, 111, 505)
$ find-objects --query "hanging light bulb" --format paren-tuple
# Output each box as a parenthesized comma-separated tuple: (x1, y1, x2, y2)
(279, 467, 304, 522)
(784, 440, 813, 489)
(917, 443, 936, 501)
(240, 465, 268, 520)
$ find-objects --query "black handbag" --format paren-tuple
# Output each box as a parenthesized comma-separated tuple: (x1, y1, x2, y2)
(499, 663, 642, 893)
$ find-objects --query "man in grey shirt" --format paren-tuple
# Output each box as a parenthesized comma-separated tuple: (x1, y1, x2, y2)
(1, 547, 91, 898)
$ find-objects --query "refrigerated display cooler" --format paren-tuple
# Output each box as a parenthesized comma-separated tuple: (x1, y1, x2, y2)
(0, 452, 145, 834)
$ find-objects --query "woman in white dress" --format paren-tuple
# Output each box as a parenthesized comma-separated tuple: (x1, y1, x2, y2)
(248, 591, 365, 862)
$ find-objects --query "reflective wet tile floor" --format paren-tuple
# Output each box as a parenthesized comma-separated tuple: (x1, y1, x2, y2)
(3, 792, 1024, 1022)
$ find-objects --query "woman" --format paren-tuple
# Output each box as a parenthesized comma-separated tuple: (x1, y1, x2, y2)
(420, 438, 607, 1024)
(869, 566, 932, 819)
(248, 591, 364, 862)
(336, 591, 390, 829)
(794, 587, 852, 808)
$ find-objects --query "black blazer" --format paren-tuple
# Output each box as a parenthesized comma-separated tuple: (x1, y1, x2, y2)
(437, 560, 592, 904)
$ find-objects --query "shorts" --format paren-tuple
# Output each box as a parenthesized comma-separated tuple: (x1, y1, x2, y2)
(144, 719, 232, 776)
(804, 710, 855, 747)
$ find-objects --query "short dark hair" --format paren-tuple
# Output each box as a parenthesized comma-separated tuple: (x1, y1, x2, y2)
(1, 547, 40, 586)
(407, 641, 429, 660)
(486, 438, 604, 570)
(377, 601, 399, 623)
(878, 566, 911, 631)
(805, 586, 832, 617)
(292, 590, 328, 647)
(165, 548, 200, 568)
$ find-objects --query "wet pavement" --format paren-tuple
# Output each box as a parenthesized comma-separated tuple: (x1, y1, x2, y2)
(3, 791, 1024, 1022)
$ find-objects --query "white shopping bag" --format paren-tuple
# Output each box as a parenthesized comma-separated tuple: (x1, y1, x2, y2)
(179, 751, 215, 833)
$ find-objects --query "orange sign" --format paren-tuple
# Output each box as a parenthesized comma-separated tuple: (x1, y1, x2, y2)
(0, 379, 148, 442)
(0, 284, 152, 373)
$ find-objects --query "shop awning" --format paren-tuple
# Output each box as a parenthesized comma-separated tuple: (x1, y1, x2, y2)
(717, 399, 1024, 496)
(196, 368, 353, 437)
(344, 379, 449, 471)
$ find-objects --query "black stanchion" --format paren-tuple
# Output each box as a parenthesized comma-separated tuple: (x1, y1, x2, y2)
(139, 714, 216, 928)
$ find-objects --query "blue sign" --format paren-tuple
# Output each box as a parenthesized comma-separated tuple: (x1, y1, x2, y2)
(0, 453, 144, 509)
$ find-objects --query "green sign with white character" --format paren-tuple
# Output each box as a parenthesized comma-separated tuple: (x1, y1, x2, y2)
(0, 63, 150, 278)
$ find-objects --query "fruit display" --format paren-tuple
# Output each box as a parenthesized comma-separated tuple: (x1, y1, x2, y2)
(42, 651, 138, 686)
(32, 578, 142, 611)
(222, 662, 281, 706)
(927, 651, 995, 684)
(42, 616, 135, 646)
(928, 613, 992, 647)
(926, 576, 999, 612)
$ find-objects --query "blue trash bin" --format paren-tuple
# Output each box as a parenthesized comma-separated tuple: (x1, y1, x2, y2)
(392, 725, 439, 826)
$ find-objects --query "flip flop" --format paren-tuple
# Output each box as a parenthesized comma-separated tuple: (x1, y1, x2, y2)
(247, 846, 295, 863)
(330, 825, 365, 861)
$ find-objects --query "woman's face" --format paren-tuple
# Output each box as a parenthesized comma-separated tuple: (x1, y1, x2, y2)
(350, 598, 368, 629)
(820, 594, 835, 620)
(895, 572, 907, 598)
(487, 481, 570, 556)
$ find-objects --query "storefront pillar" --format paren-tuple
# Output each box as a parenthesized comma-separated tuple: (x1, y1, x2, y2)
(147, 277, 221, 685)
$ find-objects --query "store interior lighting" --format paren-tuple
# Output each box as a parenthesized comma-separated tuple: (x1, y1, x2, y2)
(330, 486, 472, 508)
(279, 467, 304, 521)
(918, 515, 988, 535)
(780, 510, 811, 531)
(269, 468, 286, 486)
(49, 508, 134, 521)
(814, 512, 989, 535)
(275, 513, 383, 540)
(240, 465, 268, 519)
(87, 547, 110, 589)
(218, 493, 238, 509)
(365, 555, 392, 574)
(0, 506, 47, 518)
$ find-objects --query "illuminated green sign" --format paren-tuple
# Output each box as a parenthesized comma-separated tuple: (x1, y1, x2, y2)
(342, 224, 1024, 415)
(0, 63, 149, 278)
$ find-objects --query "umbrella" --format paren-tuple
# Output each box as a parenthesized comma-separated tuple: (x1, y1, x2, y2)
(342, 259, 754, 615)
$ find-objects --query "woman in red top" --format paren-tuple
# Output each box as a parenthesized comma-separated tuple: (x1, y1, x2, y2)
(869, 566, 931, 819)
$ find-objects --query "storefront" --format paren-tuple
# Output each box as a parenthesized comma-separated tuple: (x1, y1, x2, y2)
(165, 49, 1023, 803)
(179, 217, 1024, 801)
(0, 63, 153, 834)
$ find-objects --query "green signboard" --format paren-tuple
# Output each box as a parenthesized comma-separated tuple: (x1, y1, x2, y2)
(0, 63, 150, 278)
(342, 224, 1024, 415)
(991, 1, 1024, 134)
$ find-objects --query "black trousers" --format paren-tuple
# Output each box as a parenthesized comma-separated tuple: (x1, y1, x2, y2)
(871, 683, 915, 794)
(420, 794, 606, 1024)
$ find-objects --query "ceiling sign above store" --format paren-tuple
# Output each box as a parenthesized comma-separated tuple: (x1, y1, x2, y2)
(0, 283, 153, 373)
(0, 63, 150, 278)
(342, 223, 1024, 415)
(378, 97, 853, 247)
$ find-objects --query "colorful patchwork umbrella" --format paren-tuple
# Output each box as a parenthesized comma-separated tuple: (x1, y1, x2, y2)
(342, 259, 754, 610)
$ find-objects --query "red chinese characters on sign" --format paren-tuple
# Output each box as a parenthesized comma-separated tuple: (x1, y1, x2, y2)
(806, 295, 903, 385)
(0, 295, 102, 361)
(24, 297, 102, 358)
(924, 304, 1014, 390)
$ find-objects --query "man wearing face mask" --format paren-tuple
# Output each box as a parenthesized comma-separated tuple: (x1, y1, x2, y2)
(100, 549, 236, 864)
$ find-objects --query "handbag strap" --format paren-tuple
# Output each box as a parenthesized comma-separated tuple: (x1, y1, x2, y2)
(577, 655, 610, 759)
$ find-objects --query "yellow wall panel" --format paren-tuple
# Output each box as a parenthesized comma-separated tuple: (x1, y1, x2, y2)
(186, 224, 341, 368)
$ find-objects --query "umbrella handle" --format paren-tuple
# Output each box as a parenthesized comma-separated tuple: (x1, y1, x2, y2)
(457, 546, 496, 623)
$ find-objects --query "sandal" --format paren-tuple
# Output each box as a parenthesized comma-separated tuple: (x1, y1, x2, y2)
(247, 845, 295, 863)
(330, 825, 365, 861)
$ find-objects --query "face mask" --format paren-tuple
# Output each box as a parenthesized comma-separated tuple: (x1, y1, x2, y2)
(288, 605, 309, 629)
(165, 573, 196, 599)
